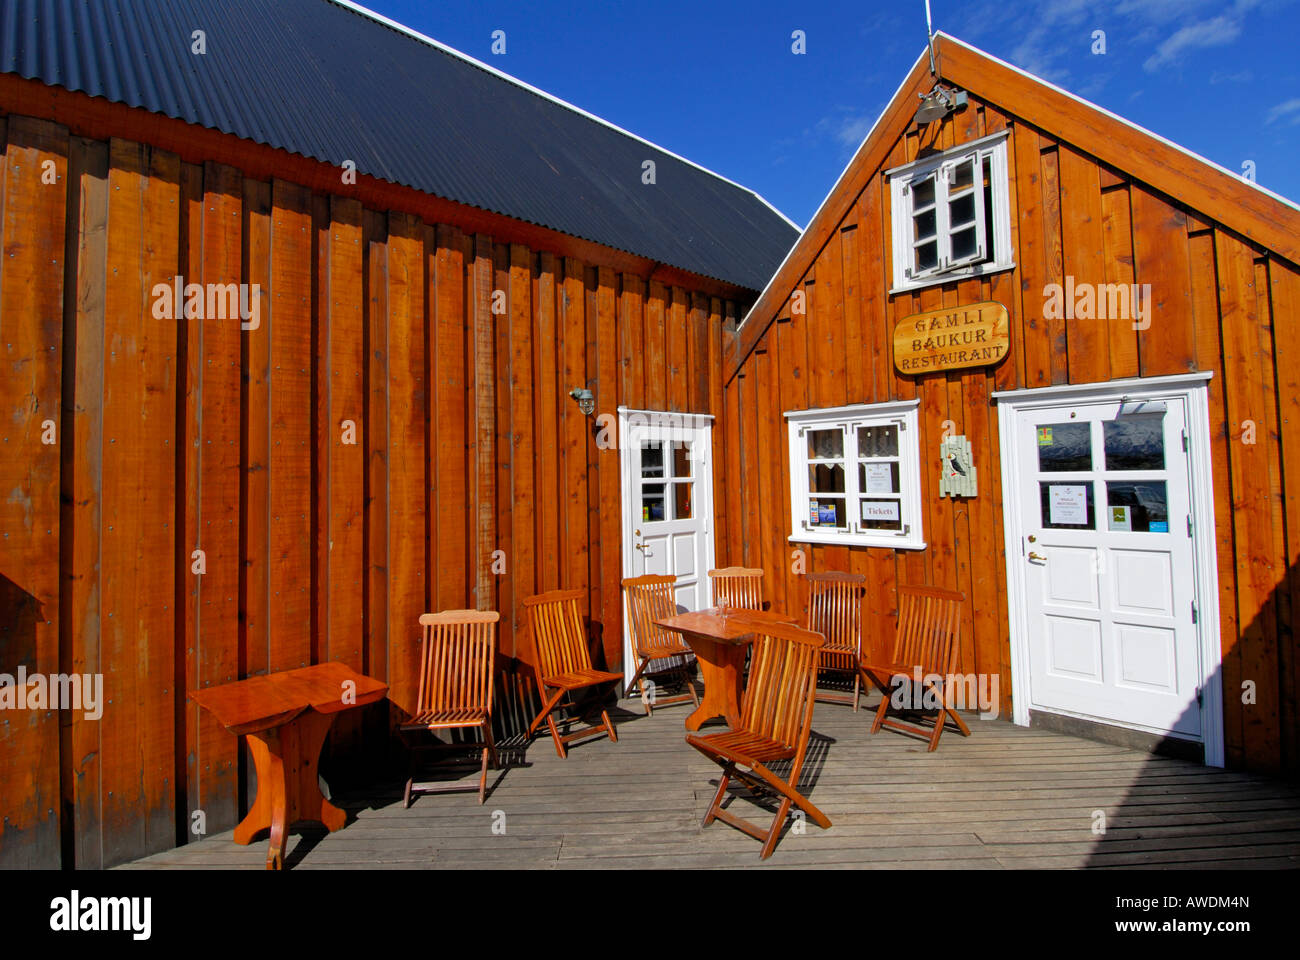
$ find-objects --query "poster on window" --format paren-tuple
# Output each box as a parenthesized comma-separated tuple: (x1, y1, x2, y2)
(860, 500, 900, 523)
(1049, 485, 1088, 525)
(862, 462, 893, 495)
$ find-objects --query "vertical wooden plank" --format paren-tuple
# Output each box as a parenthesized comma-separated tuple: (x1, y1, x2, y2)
(1101, 185, 1139, 380)
(1267, 261, 1300, 770)
(644, 280, 667, 411)
(363, 209, 388, 694)
(325, 197, 365, 668)
(1039, 146, 1068, 385)
(0, 116, 67, 868)
(667, 287, 689, 412)
(1058, 146, 1108, 385)
(708, 298, 728, 578)
(533, 251, 559, 595)
(1013, 126, 1052, 389)
(723, 374, 744, 567)
(510, 245, 535, 659)
(469, 236, 496, 610)
(689, 291, 710, 413)
(1217, 231, 1280, 770)
(384, 212, 426, 713)
(242, 180, 271, 683)
(595, 266, 620, 668)
(267, 180, 312, 672)
(61, 136, 108, 867)
(840, 218, 865, 404)
(494, 245, 514, 656)
(183, 159, 241, 846)
(433, 224, 467, 609)
(618, 274, 645, 409)
(814, 230, 847, 408)
(560, 258, 588, 605)
(584, 267, 601, 646)
(1132, 185, 1196, 377)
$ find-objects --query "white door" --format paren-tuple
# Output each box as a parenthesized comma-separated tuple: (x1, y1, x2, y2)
(1012, 395, 1202, 739)
(618, 409, 715, 688)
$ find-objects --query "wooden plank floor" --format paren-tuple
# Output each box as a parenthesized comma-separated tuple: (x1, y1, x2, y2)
(119, 690, 1300, 870)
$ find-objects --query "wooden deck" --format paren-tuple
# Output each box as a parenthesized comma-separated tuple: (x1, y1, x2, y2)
(120, 690, 1300, 870)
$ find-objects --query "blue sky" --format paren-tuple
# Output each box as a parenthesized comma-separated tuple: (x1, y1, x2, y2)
(363, 0, 1299, 229)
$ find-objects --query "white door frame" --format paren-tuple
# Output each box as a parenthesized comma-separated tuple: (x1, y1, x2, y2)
(993, 372, 1224, 767)
(617, 407, 717, 688)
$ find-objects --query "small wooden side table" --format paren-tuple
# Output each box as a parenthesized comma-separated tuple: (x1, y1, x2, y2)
(655, 608, 797, 731)
(189, 662, 388, 869)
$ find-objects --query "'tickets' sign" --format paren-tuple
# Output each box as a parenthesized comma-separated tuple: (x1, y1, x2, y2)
(893, 301, 1010, 374)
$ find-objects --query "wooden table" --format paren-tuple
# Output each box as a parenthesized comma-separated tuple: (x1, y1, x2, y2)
(655, 608, 797, 731)
(189, 662, 388, 869)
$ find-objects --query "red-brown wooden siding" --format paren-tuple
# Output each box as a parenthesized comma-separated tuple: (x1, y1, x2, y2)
(0, 115, 741, 868)
(725, 96, 1299, 778)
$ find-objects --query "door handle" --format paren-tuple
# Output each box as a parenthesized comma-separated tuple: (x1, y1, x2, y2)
(1028, 551, 1046, 563)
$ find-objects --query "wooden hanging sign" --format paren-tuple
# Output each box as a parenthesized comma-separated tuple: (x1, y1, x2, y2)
(893, 300, 1010, 374)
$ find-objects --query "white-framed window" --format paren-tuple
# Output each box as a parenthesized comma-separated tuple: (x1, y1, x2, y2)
(786, 400, 924, 550)
(887, 129, 1013, 293)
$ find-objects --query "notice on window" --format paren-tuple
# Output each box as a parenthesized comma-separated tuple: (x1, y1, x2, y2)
(1049, 485, 1088, 525)
(861, 500, 900, 523)
(863, 462, 893, 495)
(1108, 505, 1131, 532)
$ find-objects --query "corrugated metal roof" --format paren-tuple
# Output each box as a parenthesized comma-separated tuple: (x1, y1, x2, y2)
(0, 0, 798, 291)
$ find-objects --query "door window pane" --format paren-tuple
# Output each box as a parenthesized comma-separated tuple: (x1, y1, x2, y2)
(1039, 481, 1094, 529)
(808, 498, 846, 528)
(672, 442, 693, 478)
(673, 482, 693, 520)
(642, 483, 666, 522)
(640, 442, 664, 478)
(1104, 415, 1165, 471)
(1106, 481, 1169, 532)
(1036, 422, 1092, 472)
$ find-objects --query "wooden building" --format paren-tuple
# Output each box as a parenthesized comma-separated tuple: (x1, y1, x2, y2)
(0, 0, 794, 868)
(727, 33, 1300, 779)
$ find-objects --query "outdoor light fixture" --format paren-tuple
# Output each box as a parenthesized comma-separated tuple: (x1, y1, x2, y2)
(914, 85, 968, 125)
(569, 387, 595, 416)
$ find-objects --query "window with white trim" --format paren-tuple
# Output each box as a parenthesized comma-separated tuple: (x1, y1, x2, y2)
(786, 401, 924, 550)
(888, 130, 1012, 293)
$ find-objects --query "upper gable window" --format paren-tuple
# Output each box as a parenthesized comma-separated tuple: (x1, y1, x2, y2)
(887, 130, 1013, 293)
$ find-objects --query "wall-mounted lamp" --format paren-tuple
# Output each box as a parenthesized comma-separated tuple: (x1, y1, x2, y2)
(568, 387, 595, 416)
(914, 85, 968, 125)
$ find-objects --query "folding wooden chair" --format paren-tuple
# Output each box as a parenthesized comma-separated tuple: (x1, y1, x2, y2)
(859, 585, 972, 752)
(708, 566, 765, 610)
(400, 610, 498, 806)
(622, 575, 699, 716)
(523, 589, 621, 758)
(686, 620, 831, 859)
(806, 571, 866, 710)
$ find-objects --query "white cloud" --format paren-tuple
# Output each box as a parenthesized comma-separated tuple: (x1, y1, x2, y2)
(1265, 97, 1300, 125)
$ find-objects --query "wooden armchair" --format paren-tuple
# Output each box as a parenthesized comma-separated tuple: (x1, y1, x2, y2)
(708, 567, 765, 610)
(523, 589, 621, 758)
(859, 585, 972, 752)
(400, 610, 498, 806)
(806, 571, 866, 710)
(622, 575, 700, 716)
(686, 620, 831, 859)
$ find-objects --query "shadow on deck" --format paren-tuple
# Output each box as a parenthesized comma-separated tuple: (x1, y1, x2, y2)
(119, 686, 1300, 870)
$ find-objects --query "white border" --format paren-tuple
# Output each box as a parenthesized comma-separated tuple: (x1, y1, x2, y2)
(332, 0, 799, 232)
(996, 373, 1223, 767)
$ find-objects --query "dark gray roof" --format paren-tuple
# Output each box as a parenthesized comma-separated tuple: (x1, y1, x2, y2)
(0, 0, 798, 291)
